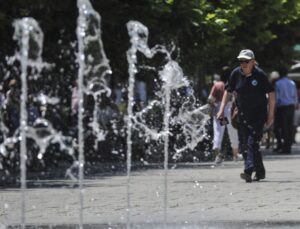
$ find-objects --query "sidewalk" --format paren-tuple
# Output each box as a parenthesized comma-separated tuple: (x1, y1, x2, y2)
(1, 140, 300, 228)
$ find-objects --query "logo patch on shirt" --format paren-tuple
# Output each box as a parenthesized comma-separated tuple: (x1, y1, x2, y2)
(251, 80, 258, 86)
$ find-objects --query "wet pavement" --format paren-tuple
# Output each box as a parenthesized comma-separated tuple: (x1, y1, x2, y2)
(1, 137, 300, 228)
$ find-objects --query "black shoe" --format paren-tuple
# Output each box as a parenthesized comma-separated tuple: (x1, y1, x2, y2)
(253, 174, 265, 181)
(240, 173, 252, 183)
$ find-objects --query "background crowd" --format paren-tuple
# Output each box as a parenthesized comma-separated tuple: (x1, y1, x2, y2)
(1, 1, 300, 177)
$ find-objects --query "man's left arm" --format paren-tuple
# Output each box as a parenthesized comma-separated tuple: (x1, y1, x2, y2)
(266, 91, 275, 128)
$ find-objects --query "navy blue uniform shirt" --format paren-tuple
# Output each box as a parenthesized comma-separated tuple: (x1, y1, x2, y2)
(225, 66, 274, 124)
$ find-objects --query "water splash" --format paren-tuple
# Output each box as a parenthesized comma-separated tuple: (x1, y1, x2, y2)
(8, 17, 78, 228)
(159, 60, 190, 224)
(26, 118, 75, 161)
(11, 18, 44, 70)
(1, 8, 212, 229)
(126, 20, 210, 228)
(12, 17, 44, 228)
(172, 104, 211, 160)
(77, 0, 112, 227)
(126, 20, 173, 228)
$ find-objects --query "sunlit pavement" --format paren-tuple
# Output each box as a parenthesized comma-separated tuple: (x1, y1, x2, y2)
(1, 133, 300, 228)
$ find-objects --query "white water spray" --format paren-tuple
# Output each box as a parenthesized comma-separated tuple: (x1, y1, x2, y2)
(12, 17, 44, 228)
(77, 0, 112, 227)
(126, 20, 173, 228)
(126, 20, 210, 228)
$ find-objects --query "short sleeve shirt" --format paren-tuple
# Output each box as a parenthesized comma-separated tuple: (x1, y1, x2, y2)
(225, 66, 274, 123)
(209, 81, 225, 103)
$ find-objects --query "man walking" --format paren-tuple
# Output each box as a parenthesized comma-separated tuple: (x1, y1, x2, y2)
(275, 67, 298, 154)
(217, 49, 275, 183)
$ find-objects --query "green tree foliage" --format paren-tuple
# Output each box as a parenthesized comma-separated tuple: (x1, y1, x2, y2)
(0, 0, 300, 89)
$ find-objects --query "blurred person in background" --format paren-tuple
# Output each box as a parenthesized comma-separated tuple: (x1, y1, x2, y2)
(293, 82, 300, 143)
(263, 71, 279, 150)
(208, 66, 241, 164)
(274, 67, 298, 154)
(5, 79, 21, 136)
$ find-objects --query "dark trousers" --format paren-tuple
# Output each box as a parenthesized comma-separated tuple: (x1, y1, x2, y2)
(238, 116, 265, 176)
(276, 105, 295, 153)
(273, 111, 282, 149)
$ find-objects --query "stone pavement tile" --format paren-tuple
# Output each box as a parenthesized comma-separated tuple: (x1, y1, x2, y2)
(1, 144, 300, 228)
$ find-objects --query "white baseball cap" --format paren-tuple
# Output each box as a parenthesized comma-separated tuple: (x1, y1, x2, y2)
(237, 49, 255, 60)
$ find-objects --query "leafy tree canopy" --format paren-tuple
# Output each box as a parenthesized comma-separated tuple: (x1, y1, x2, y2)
(0, 0, 300, 89)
